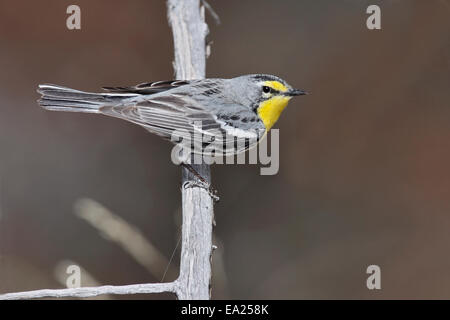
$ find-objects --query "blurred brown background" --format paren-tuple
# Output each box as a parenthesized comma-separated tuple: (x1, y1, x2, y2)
(0, 0, 449, 299)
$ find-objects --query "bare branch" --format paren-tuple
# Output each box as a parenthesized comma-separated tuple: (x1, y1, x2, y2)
(168, 0, 215, 300)
(0, 0, 215, 301)
(74, 198, 177, 281)
(0, 282, 177, 300)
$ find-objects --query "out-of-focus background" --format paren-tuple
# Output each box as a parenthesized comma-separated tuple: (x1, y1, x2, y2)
(0, 0, 449, 299)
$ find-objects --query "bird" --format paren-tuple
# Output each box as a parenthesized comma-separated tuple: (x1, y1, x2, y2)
(37, 74, 307, 189)
(37, 74, 307, 155)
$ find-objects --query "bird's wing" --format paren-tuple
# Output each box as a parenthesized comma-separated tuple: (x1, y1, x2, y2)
(102, 80, 191, 95)
(100, 92, 263, 156)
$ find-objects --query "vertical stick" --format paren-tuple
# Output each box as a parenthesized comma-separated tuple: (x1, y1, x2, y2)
(167, 0, 214, 300)
(0, 0, 216, 301)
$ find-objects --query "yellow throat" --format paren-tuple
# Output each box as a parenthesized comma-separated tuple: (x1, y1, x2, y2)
(257, 95, 291, 131)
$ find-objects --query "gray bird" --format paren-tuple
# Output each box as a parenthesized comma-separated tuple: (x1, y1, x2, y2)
(38, 74, 307, 157)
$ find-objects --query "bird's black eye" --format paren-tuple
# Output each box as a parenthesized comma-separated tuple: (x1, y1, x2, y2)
(262, 86, 271, 94)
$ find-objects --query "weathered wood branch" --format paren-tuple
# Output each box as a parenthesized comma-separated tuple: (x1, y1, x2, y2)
(168, 0, 214, 300)
(0, 283, 177, 300)
(0, 0, 214, 300)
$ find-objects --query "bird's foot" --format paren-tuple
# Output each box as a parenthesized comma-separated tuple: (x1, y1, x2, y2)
(181, 163, 220, 203)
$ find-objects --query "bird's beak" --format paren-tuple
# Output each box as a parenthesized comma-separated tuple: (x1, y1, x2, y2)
(285, 88, 308, 96)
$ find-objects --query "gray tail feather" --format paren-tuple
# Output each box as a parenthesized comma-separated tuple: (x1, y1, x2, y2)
(37, 84, 136, 114)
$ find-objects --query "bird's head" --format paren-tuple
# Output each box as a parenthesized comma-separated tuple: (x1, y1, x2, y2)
(232, 74, 308, 131)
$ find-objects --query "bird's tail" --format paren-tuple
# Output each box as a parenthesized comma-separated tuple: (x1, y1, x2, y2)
(37, 84, 136, 114)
